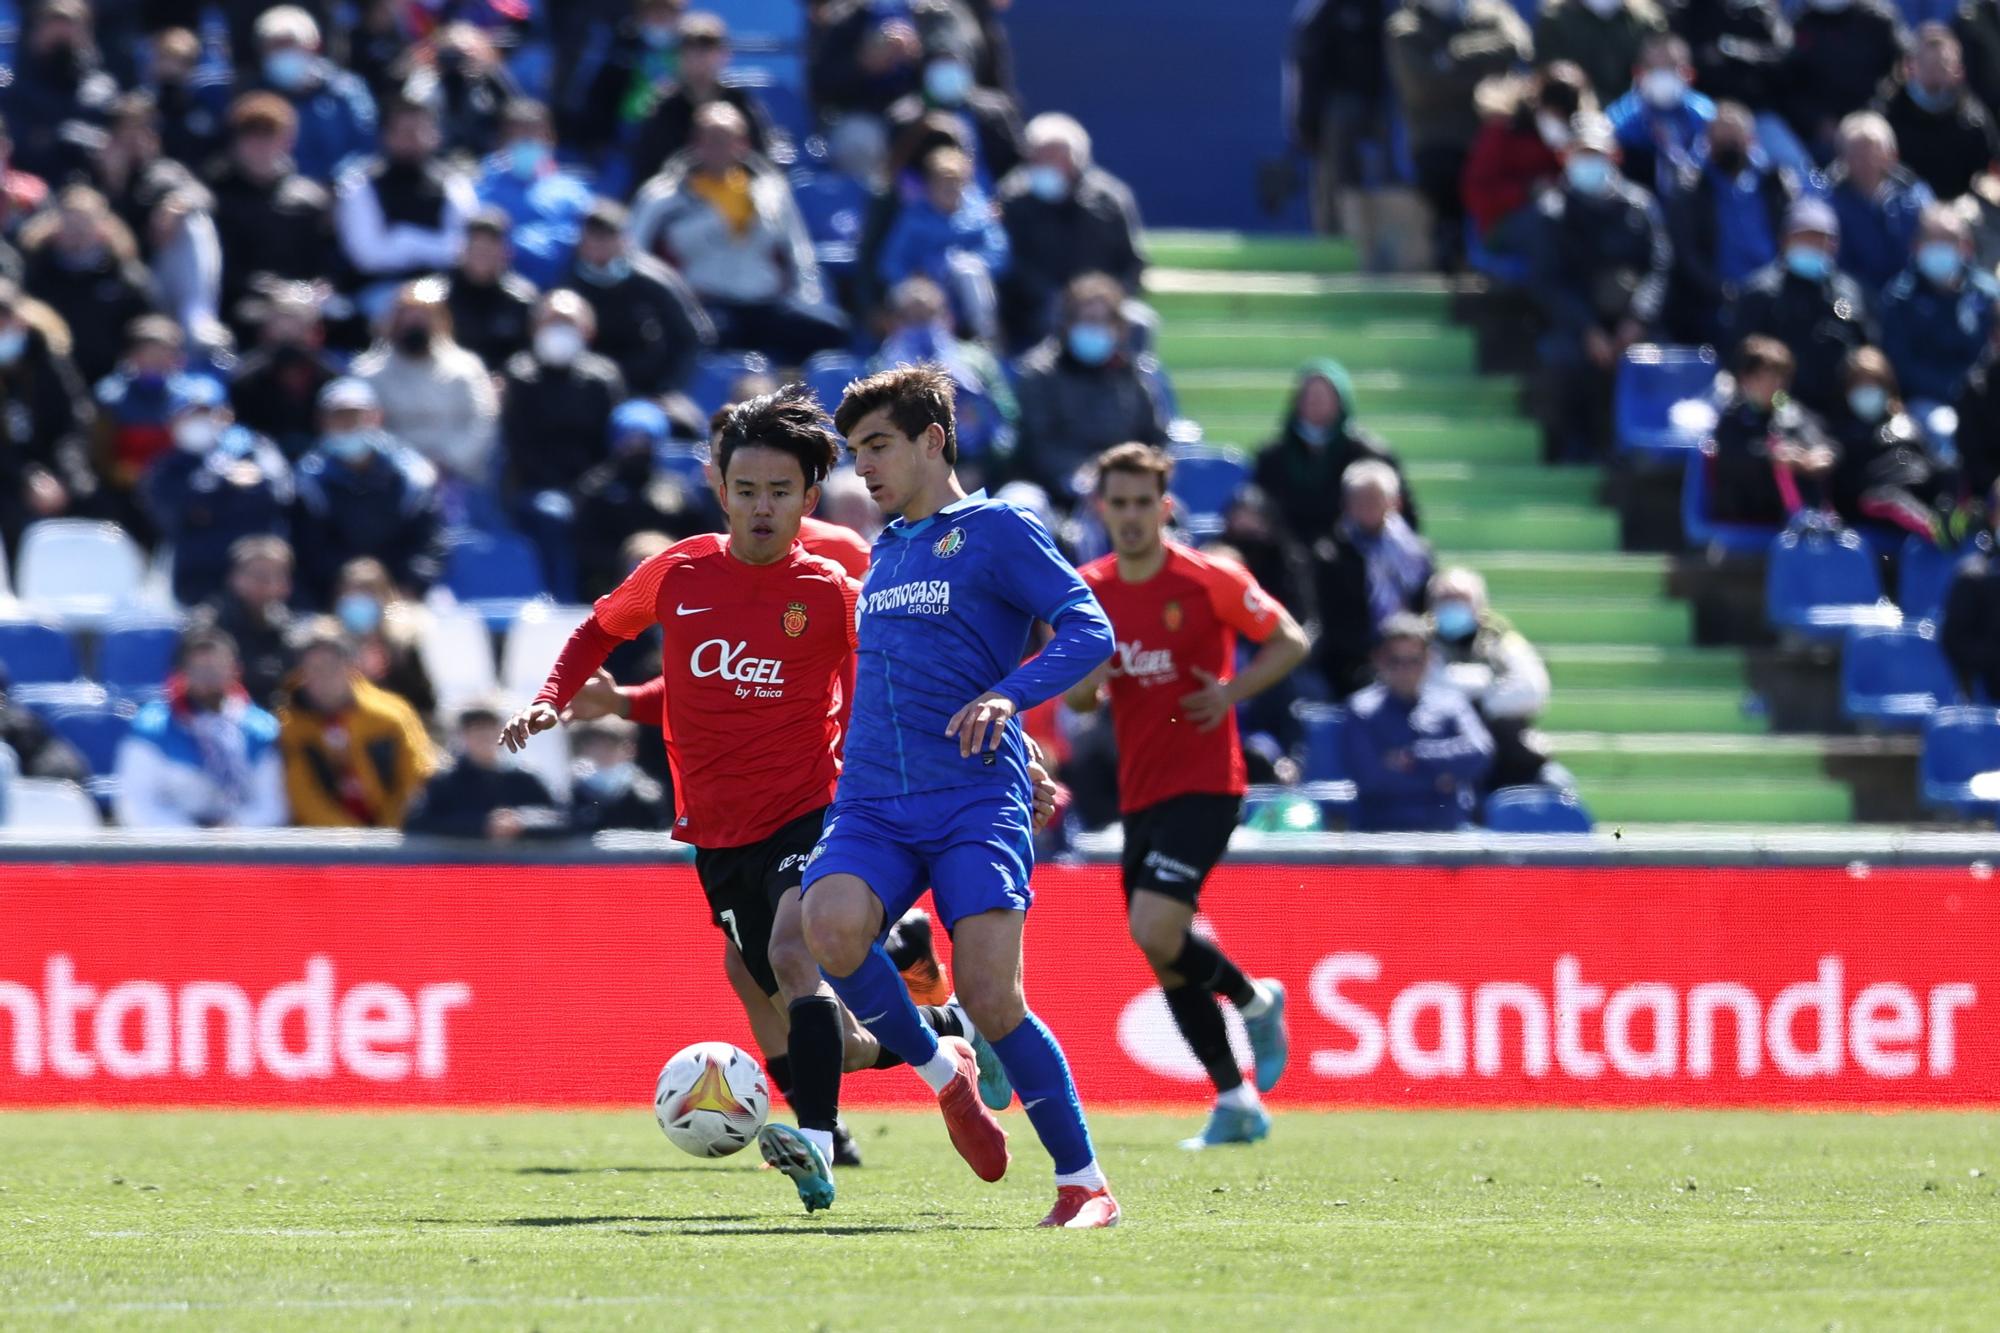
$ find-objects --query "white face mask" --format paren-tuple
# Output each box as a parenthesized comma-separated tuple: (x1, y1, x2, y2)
(174, 416, 220, 452)
(1536, 111, 1572, 149)
(535, 324, 584, 366)
(1583, 0, 1623, 15)
(1640, 69, 1686, 108)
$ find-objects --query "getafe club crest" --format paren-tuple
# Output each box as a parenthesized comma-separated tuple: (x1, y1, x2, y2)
(1163, 599, 1184, 632)
(782, 600, 809, 637)
(933, 526, 966, 559)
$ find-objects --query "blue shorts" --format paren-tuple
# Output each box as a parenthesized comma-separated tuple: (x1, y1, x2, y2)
(802, 785, 1035, 930)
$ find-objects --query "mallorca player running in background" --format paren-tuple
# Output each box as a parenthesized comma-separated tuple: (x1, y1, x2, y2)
(1068, 443, 1309, 1149)
(801, 365, 1125, 1229)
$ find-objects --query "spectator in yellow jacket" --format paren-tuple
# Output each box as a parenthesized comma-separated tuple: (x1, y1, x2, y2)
(278, 620, 437, 828)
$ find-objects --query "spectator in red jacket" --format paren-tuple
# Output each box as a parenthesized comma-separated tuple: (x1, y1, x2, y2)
(1463, 64, 1595, 262)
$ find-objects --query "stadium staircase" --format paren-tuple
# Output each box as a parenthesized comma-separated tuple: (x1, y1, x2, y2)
(1147, 230, 1915, 826)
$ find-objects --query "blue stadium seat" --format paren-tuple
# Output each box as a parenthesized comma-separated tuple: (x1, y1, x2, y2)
(1463, 220, 1529, 285)
(0, 620, 79, 684)
(1681, 446, 1778, 555)
(803, 351, 862, 409)
(1167, 443, 1251, 537)
(1765, 526, 1900, 641)
(1841, 623, 1959, 728)
(727, 68, 812, 142)
(689, 351, 774, 417)
(46, 705, 133, 777)
(1484, 784, 1595, 833)
(1616, 345, 1718, 459)
(1920, 706, 2000, 817)
(1897, 533, 1973, 624)
(719, 1, 807, 46)
(444, 531, 547, 607)
(97, 621, 183, 699)
(790, 170, 870, 249)
(1295, 702, 1347, 783)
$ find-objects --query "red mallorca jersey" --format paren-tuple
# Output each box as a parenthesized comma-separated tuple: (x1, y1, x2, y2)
(591, 533, 859, 848)
(800, 515, 872, 578)
(1079, 542, 1282, 814)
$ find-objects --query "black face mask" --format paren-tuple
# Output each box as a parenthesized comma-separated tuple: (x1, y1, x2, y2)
(394, 326, 433, 357)
(1710, 144, 1748, 176)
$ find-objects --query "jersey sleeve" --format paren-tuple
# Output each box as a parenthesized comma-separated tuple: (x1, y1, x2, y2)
(988, 508, 1114, 710)
(624, 675, 666, 728)
(1197, 553, 1283, 643)
(991, 506, 1097, 624)
(593, 550, 675, 640)
(840, 575, 861, 651)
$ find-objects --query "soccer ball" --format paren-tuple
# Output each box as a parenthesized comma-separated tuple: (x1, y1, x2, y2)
(653, 1041, 770, 1158)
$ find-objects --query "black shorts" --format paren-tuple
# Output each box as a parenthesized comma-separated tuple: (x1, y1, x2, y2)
(692, 805, 829, 997)
(1119, 793, 1242, 905)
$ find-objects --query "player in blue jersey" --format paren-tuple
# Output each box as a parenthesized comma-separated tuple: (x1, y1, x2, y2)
(801, 365, 1124, 1229)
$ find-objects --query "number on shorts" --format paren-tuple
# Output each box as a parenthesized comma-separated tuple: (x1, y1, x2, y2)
(719, 908, 744, 953)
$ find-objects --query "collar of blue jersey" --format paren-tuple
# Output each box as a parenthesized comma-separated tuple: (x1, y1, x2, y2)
(881, 488, 987, 540)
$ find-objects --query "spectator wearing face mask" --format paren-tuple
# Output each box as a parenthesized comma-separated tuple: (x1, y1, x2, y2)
(574, 401, 714, 597)
(1606, 34, 1715, 193)
(292, 377, 446, 605)
(1880, 205, 1998, 422)
(1827, 347, 1971, 544)
(1311, 460, 1434, 697)
(0, 0, 119, 183)
(869, 276, 1017, 484)
(0, 282, 95, 560)
(394, 22, 518, 163)
(473, 102, 593, 293)
(144, 27, 231, 171)
(1721, 197, 1875, 414)
(1662, 101, 1797, 343)
(352, 279, 500, 491)
(406, 703, 568, 841)
(567, 714, 672, 833)
(251, 5, 379, 184)
(878, 146, 1010, 341)
(574, 0, 689, 163)
(626, 13, 774, 189)
(1876, 24, 2000, 202)
(1529, 115, 1671, 459)
(205, 95, 344, 339)
(885, 33, 1025, 186)
(114, 630, 287, 829)
(1343, 613, 1493, 832)
(1257, 359, 1419, 548)
(91, 317, 191, 536)
(1708, 335, 1840, 525)
(1290, 0, 1399, 240)
(192, 535, 297, 710)
(565, 200, 714, 396)
(1940, 488, 2000, 701)
(442, 211, 540, 371)
(228, 291, 340, 462)
(142, 375, 294, 608)
(333, 556, 436, 721)
(1782, 0, 1910, 162)
(91, 94, 207, 256)
(1387, 0, 1536, 272)
(502, 290, 626, 601)
(1463, 64, 1596, 263)
(334, 95, 477, 316)
(1012, 272, 1169, 500)
(997, 113, 1147, 349)
(1535, 0, 1670, 107)
(1825, 112, 1935, 294)
(811, 0, 984, 123)
(1425, 566, 1555, 793)
(278, 621, 437, 829)
(20, 186, 159, 387)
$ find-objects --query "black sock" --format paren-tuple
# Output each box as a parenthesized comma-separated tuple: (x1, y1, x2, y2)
(765, 1054, 793, 1101)
(785, 996, 843, 1133)
(1172, 933, 1257, 1009)
(1163, 983, 1243, 1093)
(883, 911, 931, 971)
(869, 1005, 962, 1070)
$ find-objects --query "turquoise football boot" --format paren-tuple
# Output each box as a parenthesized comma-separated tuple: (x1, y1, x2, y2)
(1243, 979, 1290, 1094)
(1178, 1101, 1273, 1150)
(758, 1123, 836, 1213)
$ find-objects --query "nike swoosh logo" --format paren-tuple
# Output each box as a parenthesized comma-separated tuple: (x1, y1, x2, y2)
(859, 1012, 888, 1024)
(1022, 1098, 1046, 1111)
(675, 604, 712, 616)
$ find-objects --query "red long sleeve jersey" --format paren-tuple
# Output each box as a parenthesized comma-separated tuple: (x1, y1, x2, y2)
(535, 533, 859, 849)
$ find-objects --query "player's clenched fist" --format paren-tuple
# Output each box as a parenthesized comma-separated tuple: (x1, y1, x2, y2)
(946, 690, 1017, 757)
(501, 702, 560, 752)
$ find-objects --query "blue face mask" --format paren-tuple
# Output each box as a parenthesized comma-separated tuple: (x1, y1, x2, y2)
(0, 328, 25, 367)
(1917, 241, 1964, 285)
(1909, 82, 1957, 113)
(1784, 244, 1831, 281)
(506, 140, 549, 180)
(263, 49, 312, 91)
(1027, 165, 1069, 203)
(323, 430, 375, 462)
(575, 256, 631, 285)
(1067, 322, 1117, 365)
(1435, 601, 1479, 641)
(1294, 419, 1333, 447)
(337, 593, 382, 635)
(924, 59, 972, 106)
(1565, 155, 1613, 196)
(1847, 384, 1888, 422)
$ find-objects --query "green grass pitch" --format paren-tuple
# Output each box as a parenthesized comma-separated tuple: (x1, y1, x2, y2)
(5, 1108, 2000, 1329)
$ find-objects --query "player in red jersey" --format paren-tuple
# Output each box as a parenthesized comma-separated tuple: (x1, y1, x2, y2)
(502, 389, 1005, 1213)
(1066, 443, 1311, 1149)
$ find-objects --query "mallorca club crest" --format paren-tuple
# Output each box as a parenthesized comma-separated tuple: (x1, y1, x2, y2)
(1162, 599, 1184, 632)
(933, 526, 967, 559)
(782, 600, 809, 637)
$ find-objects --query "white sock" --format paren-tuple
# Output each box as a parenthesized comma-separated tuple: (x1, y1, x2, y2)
(1216, 1084, 1260, 1112)
(915, 1045, 959, 1095)
(800, 1126, 836, 1164)
(1238, 980, 1274, 1020)
(1054, 1160, 1107, 1191)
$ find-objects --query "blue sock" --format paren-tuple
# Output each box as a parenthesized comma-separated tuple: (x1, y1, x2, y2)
(990, 1012, 1096, 1176)
(820, 944, 940, 1067)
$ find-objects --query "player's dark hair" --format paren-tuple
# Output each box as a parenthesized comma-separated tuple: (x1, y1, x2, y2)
(833, 363, 957, 465)
(1093, 441, 1172, 496)
(715, 386, 838, 487)
(176, 627, 238, 668)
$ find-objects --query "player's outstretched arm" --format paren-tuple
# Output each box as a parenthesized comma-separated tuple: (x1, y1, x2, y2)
(501, 702, 560, 753)
(1062, 660, 1112, 714)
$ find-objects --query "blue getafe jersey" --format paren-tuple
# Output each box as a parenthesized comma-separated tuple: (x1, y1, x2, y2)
(841, 491, 1112, 801)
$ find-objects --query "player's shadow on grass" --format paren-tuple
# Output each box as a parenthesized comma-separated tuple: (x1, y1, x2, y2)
(427, 1214, 763, 1227)
(511, 1165, 719, 1176)
(635, 1222, 1009, 1237)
